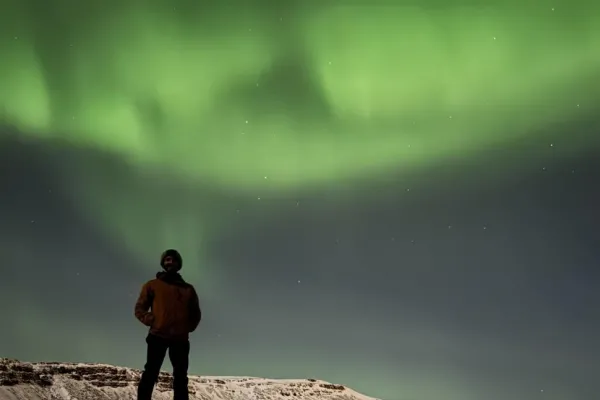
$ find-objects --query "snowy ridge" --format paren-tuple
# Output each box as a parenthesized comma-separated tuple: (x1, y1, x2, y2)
(0, 358, 380, 400)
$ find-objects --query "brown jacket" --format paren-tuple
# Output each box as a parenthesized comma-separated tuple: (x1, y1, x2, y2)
(134, 271, 202, 340)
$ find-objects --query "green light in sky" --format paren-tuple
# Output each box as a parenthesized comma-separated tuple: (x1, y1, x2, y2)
(1, 1, 599, 283)
(2, 2, 599, 189)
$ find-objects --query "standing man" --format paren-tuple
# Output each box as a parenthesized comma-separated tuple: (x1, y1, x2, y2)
(135, 249, 202, 400)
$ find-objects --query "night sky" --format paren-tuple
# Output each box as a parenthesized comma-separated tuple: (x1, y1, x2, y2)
(2, 1, 600, 399)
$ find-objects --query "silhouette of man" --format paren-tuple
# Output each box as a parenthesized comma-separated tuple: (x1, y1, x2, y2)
(135, 249, 202, 400)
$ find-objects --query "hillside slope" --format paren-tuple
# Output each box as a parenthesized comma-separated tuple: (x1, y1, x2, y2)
(0, 358, 380, 400)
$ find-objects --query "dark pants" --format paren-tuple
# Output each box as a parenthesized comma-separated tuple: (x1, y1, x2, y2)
(137, 334, 190, 400)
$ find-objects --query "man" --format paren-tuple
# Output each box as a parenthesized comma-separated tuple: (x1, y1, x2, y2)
(134, 249, 202, 400)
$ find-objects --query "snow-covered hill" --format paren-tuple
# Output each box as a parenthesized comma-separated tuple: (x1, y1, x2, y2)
(0, 358, 380, 400)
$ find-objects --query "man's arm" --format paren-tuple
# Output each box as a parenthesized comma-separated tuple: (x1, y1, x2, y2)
(134, 282, 155, 327)
(188, 286, 202, 332)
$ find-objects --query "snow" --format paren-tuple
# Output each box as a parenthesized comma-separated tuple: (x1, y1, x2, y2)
(0, 358, 381, 400)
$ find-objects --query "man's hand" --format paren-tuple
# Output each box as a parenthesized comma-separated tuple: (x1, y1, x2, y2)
(142, 313, 155, 327)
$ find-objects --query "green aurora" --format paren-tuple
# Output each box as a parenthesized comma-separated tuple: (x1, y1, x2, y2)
(2, 2, 600, 397)
(2, 1, 599, 188)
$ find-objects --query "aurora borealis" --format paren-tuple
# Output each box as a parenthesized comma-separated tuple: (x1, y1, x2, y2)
(1, 1, 600, 399)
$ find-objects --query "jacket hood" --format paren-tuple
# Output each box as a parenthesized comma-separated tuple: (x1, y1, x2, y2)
(156, 271, 189, 287)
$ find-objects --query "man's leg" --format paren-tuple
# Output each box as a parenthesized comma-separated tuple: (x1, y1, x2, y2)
(137, 334, 168, 400)
(168, 339, 190, 400)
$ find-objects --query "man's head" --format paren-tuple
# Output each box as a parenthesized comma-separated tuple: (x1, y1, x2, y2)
(160, 249, 183, 273)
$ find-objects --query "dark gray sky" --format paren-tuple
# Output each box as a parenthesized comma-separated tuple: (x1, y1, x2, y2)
(1, 124, 599, 400)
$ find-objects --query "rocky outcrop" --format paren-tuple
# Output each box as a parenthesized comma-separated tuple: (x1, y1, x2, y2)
(0, 358, 378, 400)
